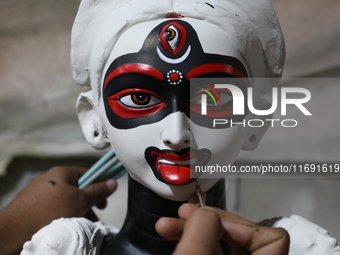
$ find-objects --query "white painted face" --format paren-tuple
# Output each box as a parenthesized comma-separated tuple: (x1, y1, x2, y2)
(100, 18, 251, 201)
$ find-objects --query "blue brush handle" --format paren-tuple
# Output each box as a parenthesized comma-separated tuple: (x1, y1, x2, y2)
(78, 150, 115, 185)
(78, 150, 126, 188)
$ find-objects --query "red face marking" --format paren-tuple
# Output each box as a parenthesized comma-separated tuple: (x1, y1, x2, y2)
(166, 13, 185, 19)
(104, 64, 164, 88)
(186, 63, 248, 85)
(169, 72, 180, 82)
(189, 102, 233, 118)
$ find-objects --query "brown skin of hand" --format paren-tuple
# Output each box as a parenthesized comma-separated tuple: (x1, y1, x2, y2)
(156, 203, 290, 255)
(0, 166, 117, 255)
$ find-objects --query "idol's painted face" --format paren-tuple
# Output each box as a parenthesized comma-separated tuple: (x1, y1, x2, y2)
(101, 18, 250, 200)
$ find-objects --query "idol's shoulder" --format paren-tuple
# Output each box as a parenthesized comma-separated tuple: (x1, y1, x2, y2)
(20, 217, 119, 255)
(262, 215, 340, 255)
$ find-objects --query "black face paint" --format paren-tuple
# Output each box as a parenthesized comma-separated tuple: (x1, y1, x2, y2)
(103, 19, 248, 129)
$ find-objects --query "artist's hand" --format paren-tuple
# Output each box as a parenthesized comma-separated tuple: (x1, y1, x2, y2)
(0, 166, 117, 255)
(156, 204, 289, 255)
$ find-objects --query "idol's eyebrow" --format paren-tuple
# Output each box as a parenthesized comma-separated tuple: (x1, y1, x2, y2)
(104, 63, 164, 88)
(186, 63, 248, 85)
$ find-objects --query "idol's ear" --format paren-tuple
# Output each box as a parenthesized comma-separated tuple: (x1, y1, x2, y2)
(76, 91, 110, 150)
(242, 99, 272, 151)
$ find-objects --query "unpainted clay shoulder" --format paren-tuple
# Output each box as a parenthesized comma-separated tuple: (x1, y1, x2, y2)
(263, 215, 340, 255)
(21, 217, 119, 255)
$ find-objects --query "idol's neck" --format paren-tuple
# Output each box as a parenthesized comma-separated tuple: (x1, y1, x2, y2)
(100, 176, 226, 255)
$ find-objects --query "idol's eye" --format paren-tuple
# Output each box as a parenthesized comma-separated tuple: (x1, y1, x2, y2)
(118, 91, 162, 108)
(131, 93, 150, 105)
(166, 28, 176, 40)
(165, 25, 180, 51)
(107, 88, 166, 118)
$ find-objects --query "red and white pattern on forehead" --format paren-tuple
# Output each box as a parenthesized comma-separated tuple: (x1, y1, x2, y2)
(103, 19, 249, 89)
(104, 62, 248, 89)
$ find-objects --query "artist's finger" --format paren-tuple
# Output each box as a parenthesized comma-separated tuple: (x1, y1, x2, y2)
(176, 205, 289, 254)
(67, 166, 89, 182)
(201, 207, 289, 253)
(173, 207, 223, 255)
(156, 192, 204, 240)
(156, 217, 185, 240)
(222, 222, 289, 255)
(84, 209, 99, 222)
(178, 205, 289, 254)
(95, 199, 108, 209)
(82, 179, 117, 206)
(42, 166, 88, 185)
(177, 203, 200, 219)
(178, 204, 255, 228)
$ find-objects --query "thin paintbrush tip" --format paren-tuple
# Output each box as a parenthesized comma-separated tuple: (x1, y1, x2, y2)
(194, 180, 206, 207)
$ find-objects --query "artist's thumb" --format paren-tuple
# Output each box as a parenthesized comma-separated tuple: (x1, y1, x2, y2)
(82, 179, 117, 206)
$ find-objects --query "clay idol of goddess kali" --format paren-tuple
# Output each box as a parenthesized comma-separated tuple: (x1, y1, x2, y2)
(20, 0, 340, 254)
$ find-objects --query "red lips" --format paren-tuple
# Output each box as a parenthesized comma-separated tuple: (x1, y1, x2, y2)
(150, 150, 209, 185)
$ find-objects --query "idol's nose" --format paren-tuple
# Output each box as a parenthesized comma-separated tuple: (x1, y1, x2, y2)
(160, 112, 192, 151)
